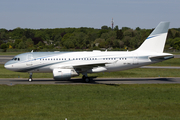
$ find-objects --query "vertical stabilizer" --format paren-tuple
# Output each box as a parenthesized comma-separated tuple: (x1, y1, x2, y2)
(136, 22, 170, 53)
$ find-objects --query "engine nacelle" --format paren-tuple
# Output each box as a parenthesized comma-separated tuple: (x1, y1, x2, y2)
(53, 69, 78, 80)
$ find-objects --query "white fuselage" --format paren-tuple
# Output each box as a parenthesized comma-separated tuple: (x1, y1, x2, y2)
(4, 50, 172, 74)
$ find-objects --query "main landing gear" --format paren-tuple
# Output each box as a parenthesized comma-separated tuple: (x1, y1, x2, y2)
(28, 73, 33, 82)
(82, 74, 91, 83)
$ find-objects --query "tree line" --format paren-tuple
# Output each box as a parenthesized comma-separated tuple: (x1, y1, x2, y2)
(0, 25, 180, 51)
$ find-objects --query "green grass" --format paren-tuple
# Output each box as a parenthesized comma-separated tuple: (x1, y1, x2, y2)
(0, 84, 180, 120)
(151, 58, 180, 66)
(170, 52, 180, 55)
(1, 64, 180, 78)
(0, 52, 24, 56)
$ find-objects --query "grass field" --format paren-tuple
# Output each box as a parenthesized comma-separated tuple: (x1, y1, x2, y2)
(0, 84, 180, 120)
(151, 58, 180, 66)
(0, 52, 24, 56)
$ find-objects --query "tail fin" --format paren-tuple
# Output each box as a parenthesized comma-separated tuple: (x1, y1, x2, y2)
(136, 22, 170, 53)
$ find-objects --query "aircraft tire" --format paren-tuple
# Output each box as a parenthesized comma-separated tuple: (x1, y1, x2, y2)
(84, 77, 90, 83)
(82, 75, 90, 83)
(28, 78, 33, 82)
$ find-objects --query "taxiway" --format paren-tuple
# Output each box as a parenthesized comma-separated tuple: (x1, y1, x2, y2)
(0, 77, 180, 85)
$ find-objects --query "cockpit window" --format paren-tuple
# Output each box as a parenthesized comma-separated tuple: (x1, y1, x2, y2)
(12, 58, 20, 61)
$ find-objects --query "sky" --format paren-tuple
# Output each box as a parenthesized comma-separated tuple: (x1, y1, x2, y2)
(0, 0, 180, 30)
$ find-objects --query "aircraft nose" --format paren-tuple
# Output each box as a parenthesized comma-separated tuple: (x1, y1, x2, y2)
(4, 61, 12, 70)
(4, 62, 8, 69)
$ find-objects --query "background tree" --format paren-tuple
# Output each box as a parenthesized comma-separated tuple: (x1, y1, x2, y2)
(101, 25, 109, 30)
(0, 25, 180, 51)
(114, 25, 119, 31)
(0, 43, 8, 49)
(12, 27, 24, 39)
(116, 30, 123, 40)
(26, 38, 34, 48)
(18, 41, 25, 49)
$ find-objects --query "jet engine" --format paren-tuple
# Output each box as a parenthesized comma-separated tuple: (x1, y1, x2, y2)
(53, 69, 78, 80)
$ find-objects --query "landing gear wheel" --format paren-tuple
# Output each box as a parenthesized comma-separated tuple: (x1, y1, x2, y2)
(28, 78, 33, 82)
(82, 75, 86, 81)
(82, 75, 90, 83)
(85, 77, 90, 83)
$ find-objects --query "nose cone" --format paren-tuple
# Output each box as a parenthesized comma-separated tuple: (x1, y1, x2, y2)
(4, 61, 11, 70)
(4, 61, 14, 71)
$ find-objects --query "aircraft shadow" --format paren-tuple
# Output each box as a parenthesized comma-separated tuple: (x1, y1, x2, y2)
(93, 78, 174, 82)
(56, 77, 175, 84)
(9, 77, 175, 84)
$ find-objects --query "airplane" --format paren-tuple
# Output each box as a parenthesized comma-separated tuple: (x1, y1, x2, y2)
(4, 22, 174, 82)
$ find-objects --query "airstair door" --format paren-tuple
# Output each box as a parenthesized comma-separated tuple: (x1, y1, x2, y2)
(26, 54, 33, 66)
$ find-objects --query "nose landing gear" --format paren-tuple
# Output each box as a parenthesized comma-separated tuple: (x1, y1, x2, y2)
(28, 73, 33, 82)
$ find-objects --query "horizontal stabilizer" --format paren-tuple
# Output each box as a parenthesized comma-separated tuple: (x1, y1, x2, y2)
(149, 53, 174, 60)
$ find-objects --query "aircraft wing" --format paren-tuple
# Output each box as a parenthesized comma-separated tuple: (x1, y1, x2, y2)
(56, 60, 118, 72)
(73, 62, 108, 67)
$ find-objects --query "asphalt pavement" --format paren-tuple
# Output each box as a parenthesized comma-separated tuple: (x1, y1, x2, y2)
(0, 77, 180, 85)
